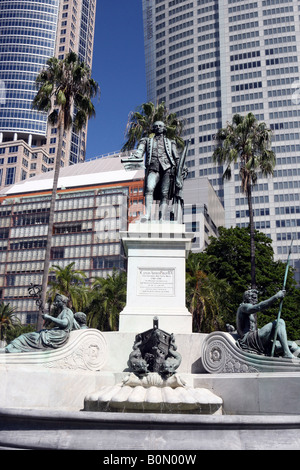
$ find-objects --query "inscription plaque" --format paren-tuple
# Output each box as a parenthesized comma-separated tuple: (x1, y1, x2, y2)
(137, 268, 175, 296)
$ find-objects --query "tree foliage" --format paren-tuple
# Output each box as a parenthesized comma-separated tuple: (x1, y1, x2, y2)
(190, 226, 300, 340)
(0, 302, 20, 345)
(47, 262, 88, 312)
(85, 270, 127, 331)
(212, 113, 276, 289)
(186, 253, 228, 332)
(122, 101, 185, 151)
(32, 52, 99, 330)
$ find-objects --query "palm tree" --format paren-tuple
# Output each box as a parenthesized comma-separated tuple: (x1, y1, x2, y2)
(47, 262, 88, 312)
(122, 101, 185, 151)
(32, 52, 99, 330)
(186, 254, 226, 332)
(212, 113, 276, 289)
(0, 302, 20, 347)
(86, 270, 127, 331)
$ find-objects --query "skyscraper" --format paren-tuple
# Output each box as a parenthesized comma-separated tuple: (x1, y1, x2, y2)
(0, 0, 96, 184)
(142, 0, 300, 282)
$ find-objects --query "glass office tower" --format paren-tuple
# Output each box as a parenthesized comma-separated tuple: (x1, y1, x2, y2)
(0, 0, 96, 170)
(142, 0, 300, 282)
(0, 0, 59, 145)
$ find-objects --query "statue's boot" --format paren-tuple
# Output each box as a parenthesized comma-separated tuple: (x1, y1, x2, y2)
(140, 194, 153, 222)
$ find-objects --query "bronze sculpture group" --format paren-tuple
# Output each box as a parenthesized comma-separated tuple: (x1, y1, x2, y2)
(0, 294, 87, 354)
(122, 120, 188, 222)
(236, 288, 300, 359)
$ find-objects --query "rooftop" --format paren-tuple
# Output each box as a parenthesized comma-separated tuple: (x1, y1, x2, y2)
(0, 154, 145, 196)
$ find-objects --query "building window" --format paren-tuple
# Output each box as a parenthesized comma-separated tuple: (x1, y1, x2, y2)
(5, 167, 16, 185)
(51, 248, 64, 259)
(7, 156, 17, 164)
(6, 274, 15, 286)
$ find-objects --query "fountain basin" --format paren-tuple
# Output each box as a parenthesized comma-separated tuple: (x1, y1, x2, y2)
(84, 372, 223, 414)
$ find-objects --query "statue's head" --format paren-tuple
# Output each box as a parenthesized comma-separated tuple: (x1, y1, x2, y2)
(54, 293, 68, 306)
(152, 121, 166, 135)
(243, 289, 258, 305)
(74, 311, 87, 325)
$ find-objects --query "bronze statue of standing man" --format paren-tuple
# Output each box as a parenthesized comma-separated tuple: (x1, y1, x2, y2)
(123, 121, 184, 222)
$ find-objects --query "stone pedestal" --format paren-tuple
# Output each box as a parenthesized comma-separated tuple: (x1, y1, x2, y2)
(119, 221, 194, 334)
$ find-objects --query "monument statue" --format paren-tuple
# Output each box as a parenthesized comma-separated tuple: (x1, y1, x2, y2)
(122, 121, 188, 222)
(128, 317, 182, 379)
(236, 288, 300, 358)
(0, 294, 78, 353)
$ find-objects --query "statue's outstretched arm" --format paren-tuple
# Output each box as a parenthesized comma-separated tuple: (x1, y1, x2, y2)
(42, 313, 68, 329)
(250, 291, 285, 313)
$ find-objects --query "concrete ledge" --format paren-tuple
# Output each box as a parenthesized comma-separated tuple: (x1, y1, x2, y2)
(1, 407, 300, 450)
(193, 371, 300, 415)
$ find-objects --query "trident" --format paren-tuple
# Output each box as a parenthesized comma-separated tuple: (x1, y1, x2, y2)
(270, 237, 294, 357)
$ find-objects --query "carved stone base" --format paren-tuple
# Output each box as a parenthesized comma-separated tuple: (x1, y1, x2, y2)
(201, 331, 300, 373)
(0, 329, 108, 372)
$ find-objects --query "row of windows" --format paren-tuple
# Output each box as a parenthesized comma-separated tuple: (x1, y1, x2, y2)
(169, 2, 193, 16)
(230, 50, 260, 61)
(1, 35, 55, 49)
(232, 81, 262, 92)
(199, 80, 221, 91)
(229, 20, 259, 33)
(270, 109, 300, 120)
(169, 21, 194, 37)
(0, 27, 56, 41)
(232, 103, 264, 113)
(266, 45, 297, 55)
(273, 132, 300, 141)
(229, 11, 258, 22)
(228, 2, 258, 13)
(230, 40, 260, 52)
(0, 2, 58, 15)
(232, 92, 263, 102)
(230, 30, 259, 42)
(267, 65, 299, 75)
(263, 15, 294, 25)
(273, 144, 300, 153)
(265, 35, 296, 45)
(235, 195, 269, 206)
(276, 219, 300, 228)
(0, 45, 53, 57)
(169, 28, 193, 43)
(264, 25, 295, 35)
(230, 60, 261, 71)
(275, 193, 300, 204)
(169, 66, 194, 81)
(275, 206, 300, 215)
(236, 208, 270, 218)
(0, 19, 57, 32)
(271, 122, 300, 131)
(267, 76, 297, 87)
(0, 10, 57, 23)
(170, 86, 194, 100)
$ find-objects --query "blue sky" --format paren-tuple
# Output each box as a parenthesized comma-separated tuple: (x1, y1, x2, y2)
(85, 0, 147, 160)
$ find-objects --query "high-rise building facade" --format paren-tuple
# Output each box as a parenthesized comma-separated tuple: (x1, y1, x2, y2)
(0, 0, 96, 179)
(0, 155, 144, 323)
(142, 0, 300, 282)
